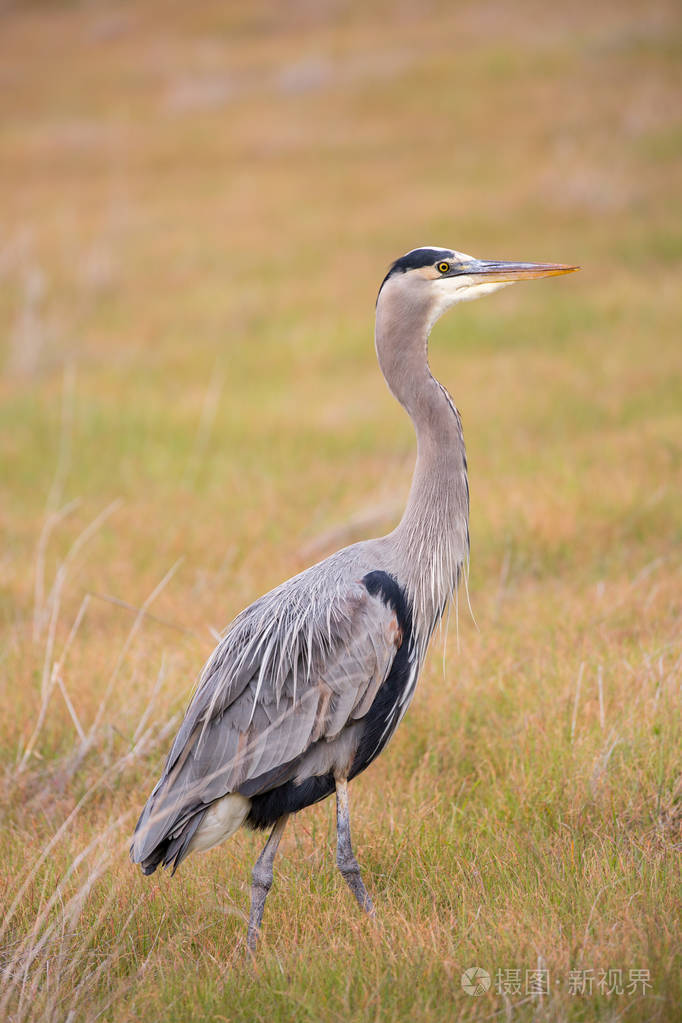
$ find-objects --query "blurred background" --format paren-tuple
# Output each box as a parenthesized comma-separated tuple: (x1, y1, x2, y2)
(1, 1, 680, 1020)
(2, 0, 680, 595)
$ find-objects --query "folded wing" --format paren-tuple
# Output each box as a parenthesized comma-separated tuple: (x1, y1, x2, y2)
(131, 567, 404, 872)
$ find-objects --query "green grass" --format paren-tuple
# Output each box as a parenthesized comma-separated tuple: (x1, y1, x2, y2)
(0, 0, 680, 1020)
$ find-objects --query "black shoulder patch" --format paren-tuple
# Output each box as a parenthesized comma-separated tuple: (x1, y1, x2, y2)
(362, 570, 411, 633)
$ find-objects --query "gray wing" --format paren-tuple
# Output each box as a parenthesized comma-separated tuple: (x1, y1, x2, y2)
(131, 567, 403, 865)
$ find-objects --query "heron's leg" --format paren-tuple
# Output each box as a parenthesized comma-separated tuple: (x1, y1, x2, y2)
(335, 777, 374, 915)
(247, 814, 288, 952)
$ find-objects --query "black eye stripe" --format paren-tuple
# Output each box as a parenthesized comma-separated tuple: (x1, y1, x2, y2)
(377, 248, 456, 300)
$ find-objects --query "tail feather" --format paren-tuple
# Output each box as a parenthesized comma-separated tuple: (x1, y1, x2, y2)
(134, 810, 206, 875)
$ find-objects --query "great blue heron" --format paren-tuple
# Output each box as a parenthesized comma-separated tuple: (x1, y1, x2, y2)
(131, 246, 577, 949)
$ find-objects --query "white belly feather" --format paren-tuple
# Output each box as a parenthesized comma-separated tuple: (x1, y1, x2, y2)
(187, 792, 251, 854)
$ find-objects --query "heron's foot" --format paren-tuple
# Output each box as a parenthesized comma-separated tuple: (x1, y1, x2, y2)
(246, 875, 271, 953)
(334, 777, 375, 917)
(245, 814, 288, 953)
(337, 851, 375, 915)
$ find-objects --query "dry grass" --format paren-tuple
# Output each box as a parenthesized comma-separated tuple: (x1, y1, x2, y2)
(0, 0, 680, 1020)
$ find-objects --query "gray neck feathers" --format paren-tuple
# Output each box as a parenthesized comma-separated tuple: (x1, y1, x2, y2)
(375, 279, 469, 639)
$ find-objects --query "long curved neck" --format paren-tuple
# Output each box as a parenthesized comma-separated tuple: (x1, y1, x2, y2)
(375, 284, 469, 634)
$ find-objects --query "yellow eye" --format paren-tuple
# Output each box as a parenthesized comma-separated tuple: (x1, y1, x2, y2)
(438, 261, 450, 274)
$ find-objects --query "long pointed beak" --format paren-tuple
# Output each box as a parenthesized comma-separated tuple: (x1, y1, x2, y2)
(461, 259, 580, 283)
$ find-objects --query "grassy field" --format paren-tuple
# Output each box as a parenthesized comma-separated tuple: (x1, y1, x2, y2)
(1, 1, 680, 1020)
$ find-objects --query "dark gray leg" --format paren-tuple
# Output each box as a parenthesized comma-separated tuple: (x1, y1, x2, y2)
(335, 778, 374, 914)
(247, 814, 288, 952)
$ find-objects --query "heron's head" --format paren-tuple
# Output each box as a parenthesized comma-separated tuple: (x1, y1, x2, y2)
(377, 246, 579, 330)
